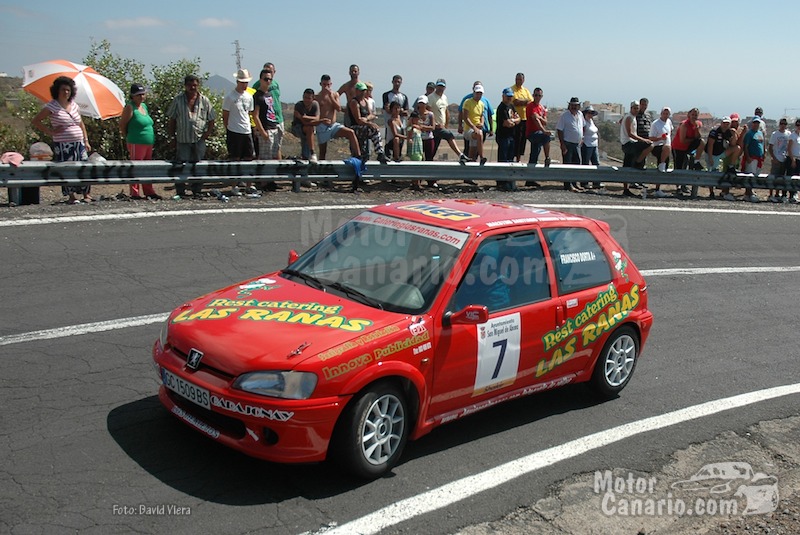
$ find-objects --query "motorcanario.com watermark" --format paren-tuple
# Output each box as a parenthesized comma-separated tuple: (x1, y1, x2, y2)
(595, 462, 779, 518)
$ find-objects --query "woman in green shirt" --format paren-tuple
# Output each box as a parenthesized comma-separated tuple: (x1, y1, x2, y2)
(120, 83, 160, 199)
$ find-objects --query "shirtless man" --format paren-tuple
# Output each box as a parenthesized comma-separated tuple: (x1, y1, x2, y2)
(337, 64, 360, 125)
(315, 74, 360, 159)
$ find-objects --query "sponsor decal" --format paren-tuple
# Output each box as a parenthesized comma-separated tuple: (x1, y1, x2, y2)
(237, 278, 280, 297)
(409, 321, 428, 337)
(560, 251, 597, 264)
(171, 299, 372, 332)
(171, 405, 220, 439)
(352, 211, 469, 248)
(373, 331, 431, 360)
(397, 203, 479, 221)
(536, 284, 640, 378)
(613, 251, 629, 281)
(322, 353, 372, 380)
(315, 325, 401, 361)
(413, 342, 432, 355)
(210, 395, 294, 421)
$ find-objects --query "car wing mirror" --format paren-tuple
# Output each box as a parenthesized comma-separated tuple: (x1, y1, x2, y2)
(287, 250, 299, 265)
(445, 305, 489, 326)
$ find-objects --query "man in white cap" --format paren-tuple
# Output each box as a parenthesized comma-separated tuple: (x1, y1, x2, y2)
(462, 84, 487, 165)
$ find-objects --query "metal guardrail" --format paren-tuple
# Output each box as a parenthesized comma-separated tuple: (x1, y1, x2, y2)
(1, 160, 799, 192)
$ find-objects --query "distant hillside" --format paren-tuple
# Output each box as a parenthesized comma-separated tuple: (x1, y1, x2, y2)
(205, 75, 234, 95)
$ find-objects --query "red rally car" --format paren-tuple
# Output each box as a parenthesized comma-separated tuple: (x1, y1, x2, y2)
(153, 199, 653, 478)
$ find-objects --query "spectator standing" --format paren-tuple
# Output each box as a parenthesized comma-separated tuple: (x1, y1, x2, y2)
(496, 87, 520, 190)
(619, 100, 653, 197)
(525, 87, 551, 166)
(314, 74, 360, 160)
(767, 118, 790, 202)
(292, 88, 321, 161)
(223, 69, 256, 196)
(119, 83, 159, 199)
(262, 63, 283, 159)
(786, 119, 800, 203)
(31, 76, 92, 204)
(636, 98, 652, 169)
(557, 97, 585, 191)
(382, 75, 409, 160)
(166, 74, 216, 198)
(338, 64, 361, 125)
(511, 73, 533, 162)
(253, 70, 279, 161)
(742, 117, 765, 202)
(427, 78, 469, 163)
(581, 105, 601, 190)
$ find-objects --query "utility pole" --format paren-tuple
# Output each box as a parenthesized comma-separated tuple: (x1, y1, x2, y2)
(232, 40, 243, 70)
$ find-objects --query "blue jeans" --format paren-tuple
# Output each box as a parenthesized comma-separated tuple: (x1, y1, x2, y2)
(497, 136, 514, 162)
(581, 145, 599, 166)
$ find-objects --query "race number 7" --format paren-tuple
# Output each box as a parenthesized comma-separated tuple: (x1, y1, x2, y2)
(492, 339, 507, 380)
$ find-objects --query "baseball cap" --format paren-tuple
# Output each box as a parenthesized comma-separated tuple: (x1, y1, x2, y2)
(662, 106, 671, 114)
(417, 95, 429, 104)
(473, 84, 484, 93)
(436, 78, 447, 86)
(426, 81, 435, 89)
(730, 113, 740, 121)
(129, 83, 146, 96)
(502, 87, 514, 97)
(721, 116, 731, 123)
(355, 81, 368, 91)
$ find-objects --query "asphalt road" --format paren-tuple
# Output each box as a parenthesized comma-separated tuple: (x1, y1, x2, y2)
(1, 190, 799, 534)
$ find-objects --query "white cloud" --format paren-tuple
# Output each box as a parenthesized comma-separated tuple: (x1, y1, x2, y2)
(105, 17, 165, 29)
(198, 18, 234, 28)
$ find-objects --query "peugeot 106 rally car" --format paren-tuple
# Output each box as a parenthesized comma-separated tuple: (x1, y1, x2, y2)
(153, 199, 653, 478)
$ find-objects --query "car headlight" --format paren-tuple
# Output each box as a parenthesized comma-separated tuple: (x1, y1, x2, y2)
(233, 371, 318, 400)
(159, 321, 169, 348)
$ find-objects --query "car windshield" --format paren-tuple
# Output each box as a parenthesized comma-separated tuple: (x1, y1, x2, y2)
(283, 211, 468, 313)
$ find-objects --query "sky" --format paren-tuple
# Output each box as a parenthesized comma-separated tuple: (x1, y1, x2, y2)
(2, 0, 799, 120)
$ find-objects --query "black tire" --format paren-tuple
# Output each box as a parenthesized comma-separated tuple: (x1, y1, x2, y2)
(331, 381, 409, 479)
(591, 326, 639, 398)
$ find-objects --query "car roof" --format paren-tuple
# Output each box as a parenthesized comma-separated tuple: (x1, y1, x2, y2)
(370, 199, 592, 234)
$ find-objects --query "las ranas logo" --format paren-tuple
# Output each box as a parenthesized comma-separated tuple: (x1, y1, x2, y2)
(398, 203, 479, 221)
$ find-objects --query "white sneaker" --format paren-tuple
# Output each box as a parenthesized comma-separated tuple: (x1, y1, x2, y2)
(746, 194, 760, 203)
(309, 153, 318, 163)
(723, 193, 736, 201)
(657, 163, 666, 172)
(230, 186, 242, 197)
(653, 189, 668, 198)
(246, 185, 258, 195)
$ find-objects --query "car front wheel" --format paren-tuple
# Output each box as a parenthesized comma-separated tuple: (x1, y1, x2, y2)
(591, 326, 639, 398)
(331, 381, 409, 479)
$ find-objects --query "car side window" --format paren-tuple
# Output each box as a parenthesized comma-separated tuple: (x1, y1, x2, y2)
(452, 232, 550, 313)
(544, 227, 612, 294)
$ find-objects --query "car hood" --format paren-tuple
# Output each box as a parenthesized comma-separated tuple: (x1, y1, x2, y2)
(166, 274, 407, 376)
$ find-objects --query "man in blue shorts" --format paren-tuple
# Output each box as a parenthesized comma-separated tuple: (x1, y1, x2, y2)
(314, 74, 360, 159)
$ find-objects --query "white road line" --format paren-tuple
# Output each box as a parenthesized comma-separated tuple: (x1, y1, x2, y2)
(0, 313, 169, 346)
(0, 205, 375, 227)
(641, 265, 800, 276)
(2, 265, 799, 347)
(1, 202, 799, 227)
(316, 383, 800, 535)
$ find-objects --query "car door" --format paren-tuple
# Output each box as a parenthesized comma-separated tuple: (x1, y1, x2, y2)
(536, 225, 617, 379)
(427, 230, 559, 419)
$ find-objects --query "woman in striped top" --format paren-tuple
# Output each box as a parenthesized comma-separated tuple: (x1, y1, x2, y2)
(31, 76, 92, 204)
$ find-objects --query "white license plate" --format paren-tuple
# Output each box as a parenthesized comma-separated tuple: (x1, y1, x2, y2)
(162, 368, 211, 409)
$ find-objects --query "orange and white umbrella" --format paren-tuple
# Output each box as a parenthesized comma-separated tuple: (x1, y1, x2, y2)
(22, 60, 126, 120)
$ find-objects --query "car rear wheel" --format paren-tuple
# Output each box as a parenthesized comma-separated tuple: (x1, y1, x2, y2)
(331, 382, 409, 479)
(591, 326, 639, 398)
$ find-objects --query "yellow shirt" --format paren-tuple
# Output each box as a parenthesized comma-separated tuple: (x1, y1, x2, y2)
(512, 85, 532, 120)
(462, 98, 484, 131)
